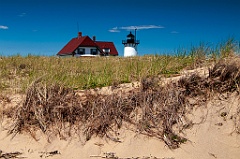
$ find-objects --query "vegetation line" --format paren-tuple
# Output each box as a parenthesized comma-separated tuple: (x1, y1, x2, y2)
(0, 38, 238, 93)
(0, 38, 239, 149)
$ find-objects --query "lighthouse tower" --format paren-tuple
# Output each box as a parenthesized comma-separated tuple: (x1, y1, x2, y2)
(122, 29, 140, 57)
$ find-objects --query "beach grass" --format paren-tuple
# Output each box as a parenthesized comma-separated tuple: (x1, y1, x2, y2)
(0, 55, 190, 93)
(1, 38, 240, 149)
(0, 38, 238, 93)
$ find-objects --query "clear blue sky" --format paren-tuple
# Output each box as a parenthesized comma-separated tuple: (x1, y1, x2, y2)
(0, 0, 240, 56)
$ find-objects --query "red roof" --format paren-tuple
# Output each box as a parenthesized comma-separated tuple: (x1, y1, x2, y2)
(57, 36, 99, 56)
(57, 35, 118, 56)
(95, 41, 118, 56)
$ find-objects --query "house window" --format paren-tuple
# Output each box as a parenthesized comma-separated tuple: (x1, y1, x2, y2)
(77, 48, 85, 55)
(91, 49, 98, 55)
(103, 48, 110, 56)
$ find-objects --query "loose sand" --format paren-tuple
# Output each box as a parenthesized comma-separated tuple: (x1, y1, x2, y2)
(1, 69, 240, 159)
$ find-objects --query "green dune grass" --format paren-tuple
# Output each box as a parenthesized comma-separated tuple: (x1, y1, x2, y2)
(0, 38, 237, 93)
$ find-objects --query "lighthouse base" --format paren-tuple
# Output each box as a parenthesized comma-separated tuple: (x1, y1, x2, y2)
(124, 46, 137, 57)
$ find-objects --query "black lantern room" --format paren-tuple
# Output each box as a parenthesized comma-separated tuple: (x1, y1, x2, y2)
(122, 30, 140, 47)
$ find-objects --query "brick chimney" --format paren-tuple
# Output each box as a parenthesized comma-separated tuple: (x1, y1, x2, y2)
(92, 36, 96, 41)
(78, 32, 82, 38)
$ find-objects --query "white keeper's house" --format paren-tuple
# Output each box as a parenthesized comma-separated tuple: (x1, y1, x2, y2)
(57, 32, 118, 57)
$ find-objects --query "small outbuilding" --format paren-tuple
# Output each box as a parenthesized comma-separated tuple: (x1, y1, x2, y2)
(57, 32, 118, 57)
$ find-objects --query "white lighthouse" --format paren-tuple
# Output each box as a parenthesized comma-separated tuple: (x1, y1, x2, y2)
(122, 29, 140, 57)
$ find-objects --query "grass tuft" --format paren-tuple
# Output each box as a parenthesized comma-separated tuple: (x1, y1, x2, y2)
(1, 39, 239, 149)
(6, 57, 240, 149)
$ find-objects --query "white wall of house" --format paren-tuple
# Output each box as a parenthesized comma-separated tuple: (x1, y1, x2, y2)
(74, 46, 100, 56)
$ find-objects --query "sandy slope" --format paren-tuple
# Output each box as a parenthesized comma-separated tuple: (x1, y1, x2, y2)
(1, 95, 240, 159)
(1, 81, 240, 159)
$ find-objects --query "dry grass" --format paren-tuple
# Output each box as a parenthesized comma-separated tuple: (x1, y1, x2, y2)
(4, 56, 240, 149)
(0, 95, 11, 121)
(0, 55, 192, 94)
(1, 39, 239, 149)
(0, 38, 237, 93)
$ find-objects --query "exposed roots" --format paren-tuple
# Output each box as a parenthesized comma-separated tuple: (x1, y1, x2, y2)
(7, 59, 240, 149)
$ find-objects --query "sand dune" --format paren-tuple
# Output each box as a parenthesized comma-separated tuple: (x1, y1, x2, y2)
(1, 64, 240, 159)
(1, 94, 240, 159)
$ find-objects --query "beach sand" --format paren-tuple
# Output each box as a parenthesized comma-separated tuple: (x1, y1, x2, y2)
(1, 66, 240, 159)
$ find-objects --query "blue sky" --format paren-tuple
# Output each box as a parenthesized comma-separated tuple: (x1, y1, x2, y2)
(0, 0, 240, 56)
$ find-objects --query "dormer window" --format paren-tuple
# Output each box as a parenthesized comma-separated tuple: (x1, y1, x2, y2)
(103, 48, 110, 53)
(103, 48, 110, 56)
